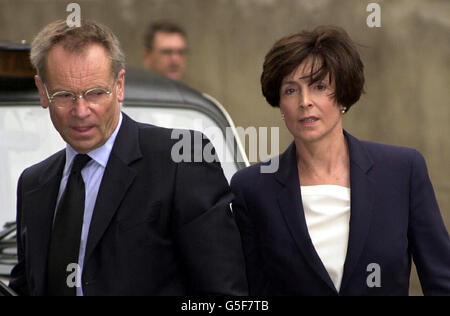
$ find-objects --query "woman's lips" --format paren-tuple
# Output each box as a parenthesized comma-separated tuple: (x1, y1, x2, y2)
(299, 116, 319, 126)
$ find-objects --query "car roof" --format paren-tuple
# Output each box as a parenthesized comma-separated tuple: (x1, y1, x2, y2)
(123, 68, 233, 129)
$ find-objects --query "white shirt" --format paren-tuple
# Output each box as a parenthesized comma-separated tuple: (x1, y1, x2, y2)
(301, 184, 351, 292)
(55, 113, 123, 296)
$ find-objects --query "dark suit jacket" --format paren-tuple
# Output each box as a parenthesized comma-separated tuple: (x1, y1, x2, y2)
(9, 113, 248, 296)
(231, 130, 450, 296)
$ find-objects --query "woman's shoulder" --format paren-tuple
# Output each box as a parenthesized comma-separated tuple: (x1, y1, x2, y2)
(359, 138, 423, 158)
(356, 137, 427, 170)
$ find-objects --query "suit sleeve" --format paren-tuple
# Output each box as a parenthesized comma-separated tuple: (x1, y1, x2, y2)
(408, 150, 450, 295)
(173, 132, 248, 295)
(8, 173, 29, 296)
(230, 173, 264, 296)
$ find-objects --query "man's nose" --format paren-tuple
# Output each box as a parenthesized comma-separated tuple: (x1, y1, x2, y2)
(71, 96, 91, 118)
(170, 52, 183, 63)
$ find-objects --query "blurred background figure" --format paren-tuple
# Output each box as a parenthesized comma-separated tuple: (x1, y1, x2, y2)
(142, 21, 187, 81)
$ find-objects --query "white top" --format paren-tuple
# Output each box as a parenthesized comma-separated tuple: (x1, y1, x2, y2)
(300, 185, 351, 292)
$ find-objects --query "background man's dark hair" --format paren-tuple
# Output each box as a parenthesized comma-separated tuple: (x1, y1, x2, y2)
(143, 21, 186, 50)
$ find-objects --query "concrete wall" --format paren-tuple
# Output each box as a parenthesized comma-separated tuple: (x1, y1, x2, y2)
(1, 0, 449, 295)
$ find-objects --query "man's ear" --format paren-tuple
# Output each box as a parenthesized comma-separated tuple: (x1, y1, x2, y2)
(115, 69, 126, 102)
(34, 75, 50, 109)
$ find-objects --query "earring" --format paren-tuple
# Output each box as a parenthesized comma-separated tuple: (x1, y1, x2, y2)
(281, 113, 285, 120)
(341, 107, 347, 114)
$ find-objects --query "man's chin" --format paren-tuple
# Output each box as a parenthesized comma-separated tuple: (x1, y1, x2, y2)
(167, 71, 182, 81)
(64, 137, 99, 154)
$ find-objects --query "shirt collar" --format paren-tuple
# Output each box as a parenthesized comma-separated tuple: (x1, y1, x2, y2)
(64, 112, 123, 172)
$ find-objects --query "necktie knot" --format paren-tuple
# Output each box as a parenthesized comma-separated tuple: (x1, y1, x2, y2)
(71, 154, 91, 174)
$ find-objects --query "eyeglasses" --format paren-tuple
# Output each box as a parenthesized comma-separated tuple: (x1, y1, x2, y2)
(157, 48, 188, 57)
(43, 82, 115, 108)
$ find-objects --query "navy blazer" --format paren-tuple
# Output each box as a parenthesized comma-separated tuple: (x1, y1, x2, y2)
(231, 130, 450, 296)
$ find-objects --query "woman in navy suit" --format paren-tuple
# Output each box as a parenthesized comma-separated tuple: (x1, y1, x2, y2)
(231, 25, 450, 296)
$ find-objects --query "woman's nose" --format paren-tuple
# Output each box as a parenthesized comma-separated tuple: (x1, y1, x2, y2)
(300, 90, 313, 108)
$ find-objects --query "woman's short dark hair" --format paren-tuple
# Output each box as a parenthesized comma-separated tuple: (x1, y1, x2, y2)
(261, 25, 364, 111)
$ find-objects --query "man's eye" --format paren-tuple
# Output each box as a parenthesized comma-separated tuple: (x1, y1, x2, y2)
(160, 49, 172, 55)
(55, 92, 73, 99)
(87, 89, 106, 97)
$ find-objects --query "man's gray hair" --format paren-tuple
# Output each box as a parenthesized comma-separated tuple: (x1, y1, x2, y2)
(30, 19, 125, 83)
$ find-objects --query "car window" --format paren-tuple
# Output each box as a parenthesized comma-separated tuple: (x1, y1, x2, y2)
(0, 106, 65, 225)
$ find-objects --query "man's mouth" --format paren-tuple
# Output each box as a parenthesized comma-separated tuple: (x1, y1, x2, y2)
(72, 126, 93, 133)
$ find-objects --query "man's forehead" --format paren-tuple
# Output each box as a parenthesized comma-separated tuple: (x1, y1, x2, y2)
(48, 42, 109, 61)
(45, 43, 112, 86)
(154, 32, 186, 46)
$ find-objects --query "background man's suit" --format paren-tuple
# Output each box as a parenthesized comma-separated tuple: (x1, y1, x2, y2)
(10, 113, 248, 296)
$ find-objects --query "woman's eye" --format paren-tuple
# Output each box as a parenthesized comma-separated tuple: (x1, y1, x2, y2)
(284, 88, 296, 95)
(316, 83, 326, 91)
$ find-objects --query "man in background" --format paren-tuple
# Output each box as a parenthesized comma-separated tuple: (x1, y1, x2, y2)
(143, 21, 187, 81)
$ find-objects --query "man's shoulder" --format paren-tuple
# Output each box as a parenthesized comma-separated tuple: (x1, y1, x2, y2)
(134, 120, 210, 152)
(20, 149, 65, 184)
(135, 120, 177, 139)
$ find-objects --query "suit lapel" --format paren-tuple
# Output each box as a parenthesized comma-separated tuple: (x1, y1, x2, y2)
(84, 114, 142, 264)
(23, 150, 65, 295)
(340, 131, 375, 291)
(275, 143, 338, 292)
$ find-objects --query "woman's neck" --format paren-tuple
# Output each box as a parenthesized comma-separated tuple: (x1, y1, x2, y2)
(295, 129, 350, 186)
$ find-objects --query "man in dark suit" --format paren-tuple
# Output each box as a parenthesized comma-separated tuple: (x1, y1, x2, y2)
(9, 20, 247, 296)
